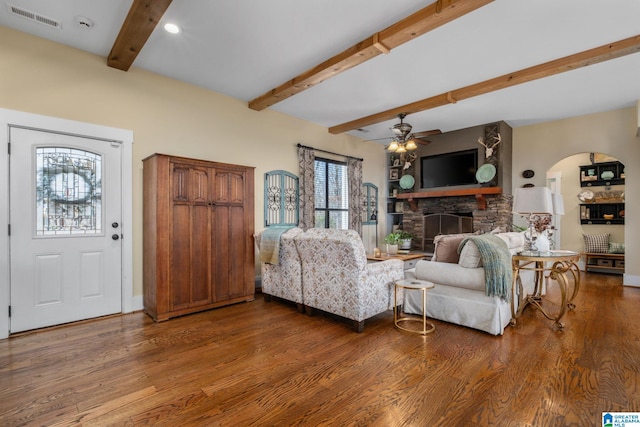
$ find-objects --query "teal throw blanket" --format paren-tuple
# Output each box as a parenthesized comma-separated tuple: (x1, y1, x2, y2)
(459, 234, 512, 302)
(260, 226, 293, 265)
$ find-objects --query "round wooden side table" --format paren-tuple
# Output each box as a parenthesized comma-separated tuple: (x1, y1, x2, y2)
(394, 279, 435, 335)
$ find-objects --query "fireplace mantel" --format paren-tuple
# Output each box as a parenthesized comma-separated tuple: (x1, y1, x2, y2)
(396, 187, 503, 210)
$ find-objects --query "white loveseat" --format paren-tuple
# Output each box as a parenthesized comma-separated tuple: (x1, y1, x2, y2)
(404, 232, 534, 335)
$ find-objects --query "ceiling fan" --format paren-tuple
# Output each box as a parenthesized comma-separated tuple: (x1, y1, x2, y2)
(386, 113, 441, 153)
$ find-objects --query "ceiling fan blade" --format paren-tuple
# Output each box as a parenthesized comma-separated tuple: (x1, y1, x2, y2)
(362, 136, 395, 143)
(412, 129, 441, 139)
(414, 139, 431, 146)
(411, 128, 441, 145)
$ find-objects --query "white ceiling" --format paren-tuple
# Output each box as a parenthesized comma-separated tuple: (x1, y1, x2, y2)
(2, 0, 640, 145)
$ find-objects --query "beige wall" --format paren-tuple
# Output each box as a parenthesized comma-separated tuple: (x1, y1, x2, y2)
(0, 26, 388, 298)
(3, 25, 639, 295)
(513, 107, 640, 284)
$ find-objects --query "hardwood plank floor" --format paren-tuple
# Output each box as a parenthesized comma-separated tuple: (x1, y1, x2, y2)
(1, 272, 638, 426)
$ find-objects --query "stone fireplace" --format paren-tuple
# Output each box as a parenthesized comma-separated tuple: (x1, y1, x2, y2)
(399, 194, 513, 252)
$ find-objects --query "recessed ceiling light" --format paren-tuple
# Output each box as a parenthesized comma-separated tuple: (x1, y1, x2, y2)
(163, 23, 180, 34)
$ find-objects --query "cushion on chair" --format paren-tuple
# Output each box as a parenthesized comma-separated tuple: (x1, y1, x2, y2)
(608, 242, 625, 254)
(583, 233, 610, 253)
(495, 231, 526, 255)
(432, 232, 477, 263)
(458, 240, 483, 268)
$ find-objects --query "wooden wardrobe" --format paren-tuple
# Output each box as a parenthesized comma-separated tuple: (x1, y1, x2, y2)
(143, 153, 255, 321)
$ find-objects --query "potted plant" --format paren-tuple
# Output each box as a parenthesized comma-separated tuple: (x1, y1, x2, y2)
(383, 232, 401, 255)
(396, 230, 413, 251)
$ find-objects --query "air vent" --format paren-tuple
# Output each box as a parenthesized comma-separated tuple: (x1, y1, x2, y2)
(7, 4, 61, 29)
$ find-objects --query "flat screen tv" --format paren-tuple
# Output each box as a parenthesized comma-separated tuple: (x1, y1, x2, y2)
(420, 149, 478, 189)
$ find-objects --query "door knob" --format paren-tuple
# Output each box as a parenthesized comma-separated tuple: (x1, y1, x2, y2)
(112, 222, 119, 228)
(112, 234, 120, 240)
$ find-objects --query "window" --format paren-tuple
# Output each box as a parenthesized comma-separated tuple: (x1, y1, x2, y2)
(314, 158, 348, 229)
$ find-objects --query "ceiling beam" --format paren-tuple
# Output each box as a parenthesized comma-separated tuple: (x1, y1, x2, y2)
(107, 0, 173, 71)
(248, 0, 494, 111)
(329, 34, 640, 134)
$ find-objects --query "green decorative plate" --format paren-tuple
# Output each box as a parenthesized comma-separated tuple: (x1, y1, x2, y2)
(399, 174, 415, 189)
(475, 163, 496, 183)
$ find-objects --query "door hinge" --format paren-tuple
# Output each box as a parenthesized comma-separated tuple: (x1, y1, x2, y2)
(7, 224, 10, 236)
(8, 306, 11, 317)
(7, 142, 10, 155)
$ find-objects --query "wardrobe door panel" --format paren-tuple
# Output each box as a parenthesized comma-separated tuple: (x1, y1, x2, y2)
(170, 203, 191, 310)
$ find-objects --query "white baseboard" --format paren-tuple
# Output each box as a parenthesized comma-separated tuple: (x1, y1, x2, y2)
(624, 274, 640, 287)
(131, 295, 144, 312)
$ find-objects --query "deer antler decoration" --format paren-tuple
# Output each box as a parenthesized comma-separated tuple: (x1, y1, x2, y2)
(477, 133, 502, 158)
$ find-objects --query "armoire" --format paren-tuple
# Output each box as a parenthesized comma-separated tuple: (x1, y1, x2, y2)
(143, 153, 255, 321)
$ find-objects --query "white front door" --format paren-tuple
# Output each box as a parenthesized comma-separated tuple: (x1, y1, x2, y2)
(9, 127, 123, 333)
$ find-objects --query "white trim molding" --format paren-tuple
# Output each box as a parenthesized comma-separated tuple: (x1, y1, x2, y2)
(624, 274, 640, 288)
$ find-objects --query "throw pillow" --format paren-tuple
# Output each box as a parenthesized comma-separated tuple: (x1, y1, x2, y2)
(609, 242, 625, 254)
(432, 233, 475, 263)
(458, 240, 483, 268)
(583, 233, 610, 253)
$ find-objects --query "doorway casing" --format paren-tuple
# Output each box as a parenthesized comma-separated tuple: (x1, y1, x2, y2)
(0, 109, 134, 339)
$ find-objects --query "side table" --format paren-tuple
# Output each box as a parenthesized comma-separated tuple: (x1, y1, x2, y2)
(394, 279, 435, 335)
(367, 252, 427, 270)
(510, 250, 580, 329)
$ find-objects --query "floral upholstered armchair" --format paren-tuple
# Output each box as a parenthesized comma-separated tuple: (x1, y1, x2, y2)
(255, 227, 305, 312)
(295, 228, 404, 332)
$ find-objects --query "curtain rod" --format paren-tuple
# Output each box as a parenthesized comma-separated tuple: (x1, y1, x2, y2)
(297, 143, 363, 162)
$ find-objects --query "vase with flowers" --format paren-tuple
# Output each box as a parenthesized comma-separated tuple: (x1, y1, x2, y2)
(516, 214, 554, 252)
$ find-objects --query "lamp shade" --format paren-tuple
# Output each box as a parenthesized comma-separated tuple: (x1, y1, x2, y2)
(512, 187, 553, 214)
(405, 139, 418, 150)
(552, 193, 565, 215)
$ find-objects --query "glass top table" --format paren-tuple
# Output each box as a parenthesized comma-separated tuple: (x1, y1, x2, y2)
(511, 250, 581, 329)
(394, 279, 435, 335)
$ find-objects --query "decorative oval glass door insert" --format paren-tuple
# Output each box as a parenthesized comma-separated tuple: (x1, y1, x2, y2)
(35, 147, 102, 236)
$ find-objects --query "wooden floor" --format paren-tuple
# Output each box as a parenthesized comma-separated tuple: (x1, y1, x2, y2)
(1, 272, 639, 426)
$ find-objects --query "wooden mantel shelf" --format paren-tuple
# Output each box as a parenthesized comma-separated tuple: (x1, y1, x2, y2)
(396, 187, 503, 211)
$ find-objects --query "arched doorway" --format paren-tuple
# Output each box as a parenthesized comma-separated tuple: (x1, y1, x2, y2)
(548, 152, 624, 272)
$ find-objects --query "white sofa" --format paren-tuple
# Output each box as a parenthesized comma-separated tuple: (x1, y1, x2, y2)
(404, 232, 534, 335)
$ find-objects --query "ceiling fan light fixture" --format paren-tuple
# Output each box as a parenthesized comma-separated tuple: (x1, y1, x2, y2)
(391, 113, 413, 139)
(387, 113, 421, 153)
(391, 122, 412, 137)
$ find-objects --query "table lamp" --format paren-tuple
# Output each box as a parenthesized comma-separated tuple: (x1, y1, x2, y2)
(547, 193, 565, 249)
(552, 193, 565, 216)
(513, 187, 553, 252)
